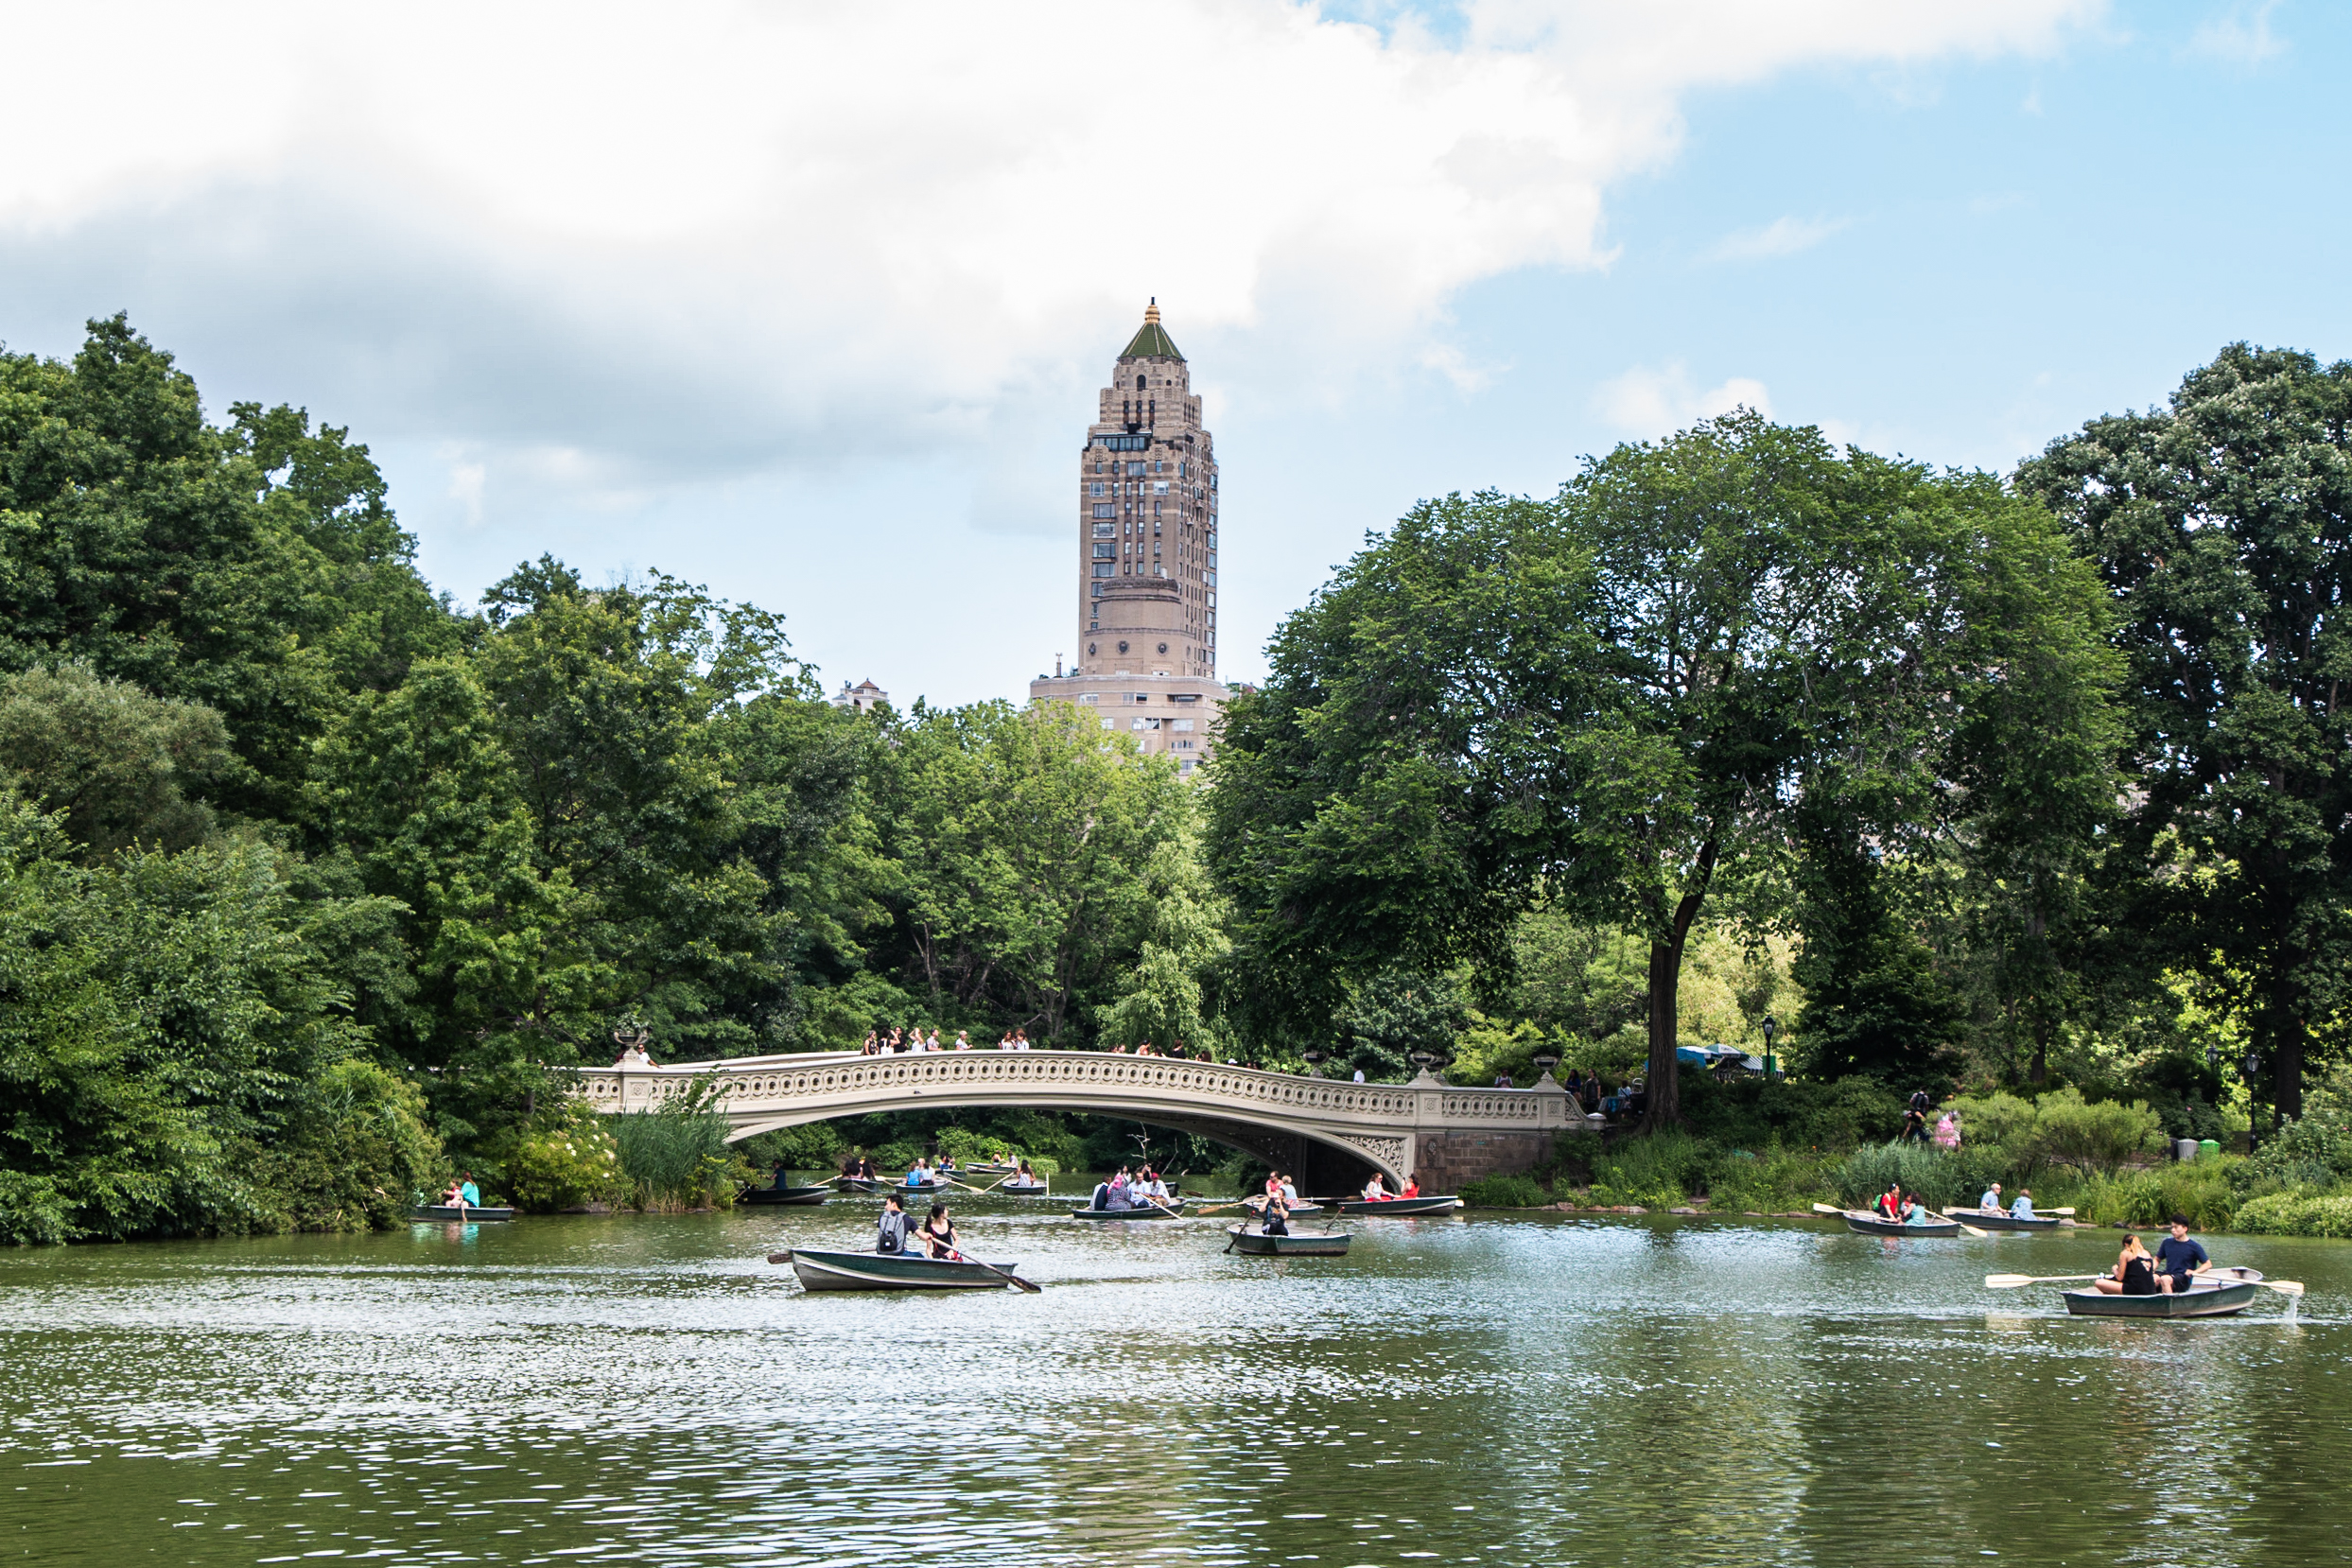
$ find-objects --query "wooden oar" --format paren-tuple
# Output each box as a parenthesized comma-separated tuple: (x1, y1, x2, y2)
(1985, 1272, 2106, 1287)
(1926, 1210, 1993, 1238)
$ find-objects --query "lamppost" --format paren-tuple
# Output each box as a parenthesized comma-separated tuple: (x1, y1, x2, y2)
(1762, 1017, 1779, 1080)
(1302, 1048, 1327, 1079)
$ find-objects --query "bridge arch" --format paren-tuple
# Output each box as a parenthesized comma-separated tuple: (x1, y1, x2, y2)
(566, 1050, 1581, 1192)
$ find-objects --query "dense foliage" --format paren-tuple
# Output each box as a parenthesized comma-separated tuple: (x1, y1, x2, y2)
(9, 317, 2352, 1242)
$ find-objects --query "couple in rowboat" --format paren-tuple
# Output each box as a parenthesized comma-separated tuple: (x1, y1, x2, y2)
(874, 1193, 964, 1260)
(1977, 1182, 2037, 1220)
(2091, 1215, 2211, 1296)
(1359, 1173, 1422, 1202)
(1872, 1183, 1938, 1227)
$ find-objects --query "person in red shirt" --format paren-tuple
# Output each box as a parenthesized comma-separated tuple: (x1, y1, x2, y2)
(1399, 1175, 1420, 1199)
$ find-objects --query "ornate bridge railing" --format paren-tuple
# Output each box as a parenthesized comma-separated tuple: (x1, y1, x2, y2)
(564, 1050, 1581, 1181)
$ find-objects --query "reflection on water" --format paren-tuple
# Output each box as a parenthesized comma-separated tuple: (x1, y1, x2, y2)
(2, 1205, 2344, 1566)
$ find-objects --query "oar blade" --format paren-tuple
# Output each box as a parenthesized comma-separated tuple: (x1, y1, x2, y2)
(1811, 1203, 1845, 1215)
(1984, 1274, 2036, 1288)
(2266, 1280, 2306, 1297)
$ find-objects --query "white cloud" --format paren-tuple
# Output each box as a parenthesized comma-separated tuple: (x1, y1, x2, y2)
(1595, 362, 1772, 437)
(444, 455, 487, 528)
(1707, 215, 1850, 262)
(2186, 2, 2285, 67)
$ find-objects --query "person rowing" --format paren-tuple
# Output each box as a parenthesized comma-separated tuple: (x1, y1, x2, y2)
(1977, 1181, 2004, 1212)
(2154, 1214, 2211, 1292)
(876, 1193, 913, 1255)
(918, 1202, 959, 1260)
(1361, 1174, 1394, 1202)
(1874, 1182, 1904, 1221)
(1261, 1189, 1292, 1237)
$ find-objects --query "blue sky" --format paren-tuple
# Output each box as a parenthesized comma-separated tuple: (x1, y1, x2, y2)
(1, 2, 2341, 706)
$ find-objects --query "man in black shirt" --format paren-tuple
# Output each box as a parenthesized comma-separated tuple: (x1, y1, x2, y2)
(2153, 1213, 2210, 1293)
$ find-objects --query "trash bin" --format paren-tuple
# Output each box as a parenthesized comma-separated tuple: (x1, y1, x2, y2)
(2198, 1139, 2221, 1162)
(2172, 1138, 2200, 1162)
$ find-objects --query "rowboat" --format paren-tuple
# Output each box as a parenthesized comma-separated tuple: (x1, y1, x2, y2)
(833, 1176, 893, 1193)
(1837, 1209, 1960, 1237)
(1225, 1225, 1352, 1257)
(739, 1184, 831, 1207)
(1942, 1205, 2062, 1232)
(962, 1162, 1018, 1176)
(411, 1205, 516, 1222)
(1327, 1194, 1461, 1216)
(1069, 1203, 1186, 1220)
(998, 1180, 1051, 1196)
(2060, 1279, 2262, 1317)
(785, 1248, 1024, 1292)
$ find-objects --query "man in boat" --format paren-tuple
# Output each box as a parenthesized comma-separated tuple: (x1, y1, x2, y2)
(2009, 1189, 2035, 1220)
(1977, 1181, 2004, 1213)
(2153, 1214, 2211, 1293)
(876, 1193, 913, 1255)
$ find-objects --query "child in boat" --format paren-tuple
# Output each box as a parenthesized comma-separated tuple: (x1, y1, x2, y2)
(2092, 1234, 2159, 1295)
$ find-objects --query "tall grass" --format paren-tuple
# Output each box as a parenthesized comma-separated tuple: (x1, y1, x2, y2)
(609, 1091, 746, 1211)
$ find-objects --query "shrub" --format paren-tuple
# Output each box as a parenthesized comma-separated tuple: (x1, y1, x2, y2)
(1589, 1131, 1716, 1209)
(510, 1105, 624, 1212)
(253, 1060, 447, 1230)
(2234, 1065, 2352, 1195)
(2032, 1087, 2162, 1176)
(1708, 1144, 1838, 1213)
(609, 1091, 746, 1210)
(1462, 1174, 1552, 1208)
(2232, 1189, 2352, 1238)
(2069, 1162, 2237, 1230)
(1947, 1091, 2039, 1156)
(1833, 1143, 2007, 1211)
(1681, 1075, 1906, 1153)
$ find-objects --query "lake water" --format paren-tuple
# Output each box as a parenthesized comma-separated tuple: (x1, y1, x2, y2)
(4, 1197, 2346, 1567)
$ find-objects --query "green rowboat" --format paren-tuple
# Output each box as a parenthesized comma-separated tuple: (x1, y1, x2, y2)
(786, 1248, 1023, 1291)
(2060, 1280, 2261, 1317)
(1327, 1194, 1461, 1216)
(1225, 1225, 1352, 1257)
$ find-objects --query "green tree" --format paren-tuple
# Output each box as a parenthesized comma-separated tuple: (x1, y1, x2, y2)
(2017, 343, 2352, 1127)
(1208, 413, 2118, 1126)
(0, 665, 233, 860)
(0, 317, 458, 818)
(871, 700, 1196, 1043)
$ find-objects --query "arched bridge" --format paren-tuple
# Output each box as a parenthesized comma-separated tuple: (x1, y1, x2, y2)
(566, 1051, 1590, 1190)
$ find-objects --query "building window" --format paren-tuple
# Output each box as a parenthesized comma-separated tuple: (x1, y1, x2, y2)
(1092, 503, 1114, 518)
(1173, 719, 1194, 732)
(1092, 544, 1115, 558)
(1093, 523, 1114, 538)
(1102, 718, 1115, 731)
(1092, 563, 1112, 577)
(1080, 693, 1099, 705)
(1176, 739, 1194, 749)
(1089, 481, 1105, 497)
(1127, 462, 1144, 477)
(1135, 375, 1146, 392)
(1154, 480, 1169, 495)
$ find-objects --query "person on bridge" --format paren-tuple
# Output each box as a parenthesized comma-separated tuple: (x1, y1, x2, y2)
(919, 1203, 959, 1260)
(876, 1193, 912, 1255)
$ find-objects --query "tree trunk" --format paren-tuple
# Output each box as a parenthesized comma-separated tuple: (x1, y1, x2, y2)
(1637, 840, 1718, 1133)
(2272, 970, 2307, 1130)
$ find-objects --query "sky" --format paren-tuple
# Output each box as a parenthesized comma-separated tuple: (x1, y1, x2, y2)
(1, 1, 2344, 706)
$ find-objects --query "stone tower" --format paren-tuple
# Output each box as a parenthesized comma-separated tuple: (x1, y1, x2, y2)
(1028, 301, 1228, 776)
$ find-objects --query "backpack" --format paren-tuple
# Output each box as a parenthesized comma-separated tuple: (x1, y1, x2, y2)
(877, 1211, 908, 1254)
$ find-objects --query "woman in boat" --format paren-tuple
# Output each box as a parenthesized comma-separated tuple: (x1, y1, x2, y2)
(1361, 1174, 1392, 1202)
(1900, 1192, 1931, 1227)
(1874, 1182, 1904, 1221)
(918, 1202, 959, 1260)
(2091, 1233, 2160, 1295)
(1399, 1174, 1421, 1199)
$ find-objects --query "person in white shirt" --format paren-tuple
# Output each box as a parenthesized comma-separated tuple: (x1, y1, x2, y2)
(1352, 1068, 1366, 1083)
